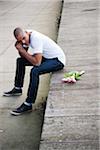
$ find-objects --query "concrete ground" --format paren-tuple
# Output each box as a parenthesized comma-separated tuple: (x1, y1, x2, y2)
(0, 0, 62, 150)
(40, 0, 100, 150)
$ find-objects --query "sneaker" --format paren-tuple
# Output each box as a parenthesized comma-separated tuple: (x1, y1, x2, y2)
(10, 103, 32, 116)
(3, 88, 22, 97)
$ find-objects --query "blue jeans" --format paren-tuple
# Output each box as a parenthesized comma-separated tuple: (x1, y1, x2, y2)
(15, 57, 64, 103)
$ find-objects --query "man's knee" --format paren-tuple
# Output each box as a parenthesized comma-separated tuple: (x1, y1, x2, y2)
(30, 67, 39, 76)
(16, 57, 24, 65)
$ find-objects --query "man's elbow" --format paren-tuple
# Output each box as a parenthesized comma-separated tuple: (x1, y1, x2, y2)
(35, 61, 41, 66)
(32, 54, 42, 66)
(32, 60, 42, 66)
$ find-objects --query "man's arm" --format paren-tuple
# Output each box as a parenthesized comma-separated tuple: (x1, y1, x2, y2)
(15, 42, 42, 66)
(20, 50, 42, 66)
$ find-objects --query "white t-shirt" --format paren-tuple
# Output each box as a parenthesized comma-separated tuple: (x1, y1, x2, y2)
(28, 30, 66, 65)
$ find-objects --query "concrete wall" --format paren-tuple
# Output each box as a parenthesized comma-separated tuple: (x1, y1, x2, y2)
(40, 0, 99, 149)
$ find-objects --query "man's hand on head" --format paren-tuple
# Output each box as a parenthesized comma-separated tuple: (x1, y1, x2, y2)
(15, 41, 27, 58)
(15, 41, 23, 51)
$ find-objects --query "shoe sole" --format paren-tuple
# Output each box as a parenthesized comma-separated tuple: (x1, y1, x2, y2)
(3, 93, 22, 97)
(10, 109, 32, 116)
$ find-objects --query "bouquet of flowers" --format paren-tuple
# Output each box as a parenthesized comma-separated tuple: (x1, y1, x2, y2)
(62, 71, 85, 83)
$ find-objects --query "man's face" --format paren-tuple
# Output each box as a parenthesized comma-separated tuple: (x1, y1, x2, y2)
(16, 33, 29, 46)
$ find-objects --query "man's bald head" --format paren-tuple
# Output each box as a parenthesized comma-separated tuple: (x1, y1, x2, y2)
(13, 27, 25, 39)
